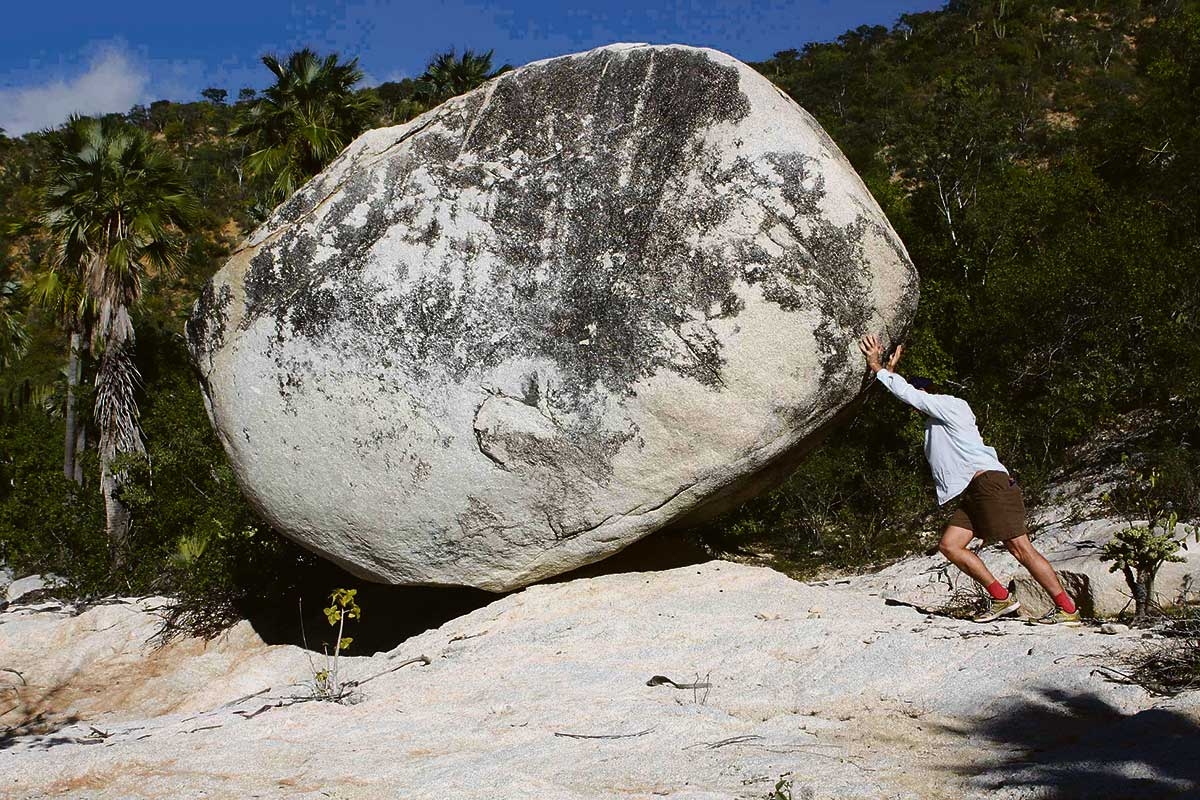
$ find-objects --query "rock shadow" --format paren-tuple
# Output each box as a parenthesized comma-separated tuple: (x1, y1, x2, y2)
(938, 687, 1200, 799)
(0, 676, 83, 751)
(543, 527, 713, 583)
(243, 529, 711, 655)
(240, 563, 498, 657)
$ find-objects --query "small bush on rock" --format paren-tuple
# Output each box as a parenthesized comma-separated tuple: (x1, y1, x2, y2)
(765, 776, 814, 800)
(1102, 457, 1196, 623)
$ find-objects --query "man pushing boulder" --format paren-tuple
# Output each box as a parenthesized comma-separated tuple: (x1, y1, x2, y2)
(858, 334, 1081, 625)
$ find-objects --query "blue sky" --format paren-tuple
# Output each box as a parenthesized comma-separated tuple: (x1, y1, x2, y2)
(0, 0, 943, 135)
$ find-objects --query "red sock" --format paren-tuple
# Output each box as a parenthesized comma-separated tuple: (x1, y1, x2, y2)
(1054, 592, 1076, 614)
(986, 580, 1009, 601)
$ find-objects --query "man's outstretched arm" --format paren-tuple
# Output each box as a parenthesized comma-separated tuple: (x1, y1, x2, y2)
(858, 334, 957, 421)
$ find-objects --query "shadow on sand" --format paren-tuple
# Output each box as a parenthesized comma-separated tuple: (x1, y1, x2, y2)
(939, 687, 1200, 799)
(242, 528, 712, 655)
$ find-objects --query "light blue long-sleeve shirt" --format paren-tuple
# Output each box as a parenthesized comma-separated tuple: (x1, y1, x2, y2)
(876, 369, 1008, 505)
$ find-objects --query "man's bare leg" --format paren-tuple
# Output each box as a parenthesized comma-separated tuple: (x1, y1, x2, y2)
(938, 525, 999, 587)
(1003, 534, 1065, 598)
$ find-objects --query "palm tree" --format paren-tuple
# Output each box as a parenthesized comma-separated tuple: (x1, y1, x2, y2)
(24, 233, 96, 483)
(233, 49, 380, 203)
(0, 278, 28, 371)
(39, 114, 195, 566)
(417, 49, 502, 105)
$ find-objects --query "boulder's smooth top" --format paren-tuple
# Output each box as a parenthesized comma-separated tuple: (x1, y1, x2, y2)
(187, 43, 917, 590)
(4, 562, 1196, 799)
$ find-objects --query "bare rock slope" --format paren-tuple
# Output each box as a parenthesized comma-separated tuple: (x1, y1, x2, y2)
(4, 562, 1197, 799)
(186, 43, 917, 591)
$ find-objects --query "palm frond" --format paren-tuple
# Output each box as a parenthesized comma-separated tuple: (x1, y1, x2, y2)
(0, 279, 30, 369)
(233, 49, 378, 202)
(417, 48, 497, 105)
(94, 340, 144, 461)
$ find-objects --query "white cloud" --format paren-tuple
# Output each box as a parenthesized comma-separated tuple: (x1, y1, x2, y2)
(0, 46, 149, 136)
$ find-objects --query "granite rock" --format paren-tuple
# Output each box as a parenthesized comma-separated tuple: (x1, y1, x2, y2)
(4, 563, 1196, 799)
(188, 44, 917, 590)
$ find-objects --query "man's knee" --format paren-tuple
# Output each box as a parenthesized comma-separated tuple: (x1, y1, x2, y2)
(939, 525, 973, 558)
(1004, 535, 1034, 560)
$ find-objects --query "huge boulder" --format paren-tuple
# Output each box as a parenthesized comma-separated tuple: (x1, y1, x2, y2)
(187, 43, 918, 591)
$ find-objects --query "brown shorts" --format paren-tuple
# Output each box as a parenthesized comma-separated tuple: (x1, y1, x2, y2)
(947, 470, 1027, 544)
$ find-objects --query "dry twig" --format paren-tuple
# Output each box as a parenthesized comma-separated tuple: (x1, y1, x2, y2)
(554, 728, 654, 740)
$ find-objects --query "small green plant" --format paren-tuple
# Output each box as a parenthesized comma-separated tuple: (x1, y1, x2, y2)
(765, 776, 813, 800)
(169, 531, 210, 568)
(1101, 459, 1194, 623)
(304, 587, 361, 702)
(768, 776, 793, 800)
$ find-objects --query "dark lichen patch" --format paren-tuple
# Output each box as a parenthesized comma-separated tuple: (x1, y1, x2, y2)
(276, 371, 305, 417)
(275, 190, 313, 229)
(270, 351, 318, 417)
(420, 217, 441, 247)
(186, 282, 232, 366)
(242, 155, 407, 333)
(744, 152, 877, 383)
(520, 374, 541, 407)
(467, 48, 758, 400)
(412, 131, 463, 166)
(219, 44, 911, 447)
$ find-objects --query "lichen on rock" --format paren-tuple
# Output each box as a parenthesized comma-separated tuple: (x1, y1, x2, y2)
(187, 43, 918, 591)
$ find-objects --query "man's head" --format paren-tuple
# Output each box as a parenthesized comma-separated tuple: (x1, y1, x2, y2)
(911, 376, 937, 393)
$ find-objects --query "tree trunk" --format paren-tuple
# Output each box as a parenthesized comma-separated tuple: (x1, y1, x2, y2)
(1141, 573, 1156, 620)
(95, 339, 145, 571)
(1122, 565, 1142, 621)
(73, 426, 86, 484)
(1132, 569, 1154, 624)
(101, 460, 133, 570)
(63, 331, 82, 483)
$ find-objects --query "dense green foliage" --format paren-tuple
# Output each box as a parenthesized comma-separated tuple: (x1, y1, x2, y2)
(372, 48, 505, 124)
(0, 279, 27, 368)
(705, 0, 1200, 570)
(233, 49, 381, 202)
(1, 3, 1199, 631)
(415, 48, 507, 105)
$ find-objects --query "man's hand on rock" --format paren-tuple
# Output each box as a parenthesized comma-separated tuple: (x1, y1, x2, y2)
(859, 334, 903, 375)
(859, 334, 884, 373)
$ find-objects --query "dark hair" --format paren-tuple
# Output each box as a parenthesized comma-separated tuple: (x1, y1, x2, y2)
(911, 376, 937, 392)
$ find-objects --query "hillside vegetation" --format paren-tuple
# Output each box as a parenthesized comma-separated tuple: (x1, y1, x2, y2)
(0, 1, 1197, 630)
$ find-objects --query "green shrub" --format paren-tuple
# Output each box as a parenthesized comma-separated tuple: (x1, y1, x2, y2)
(1102, 458, 1197, 622)
(1, 324, 311, 638)
(699, 416, 933, 576)
(0, 407, 108, 593)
